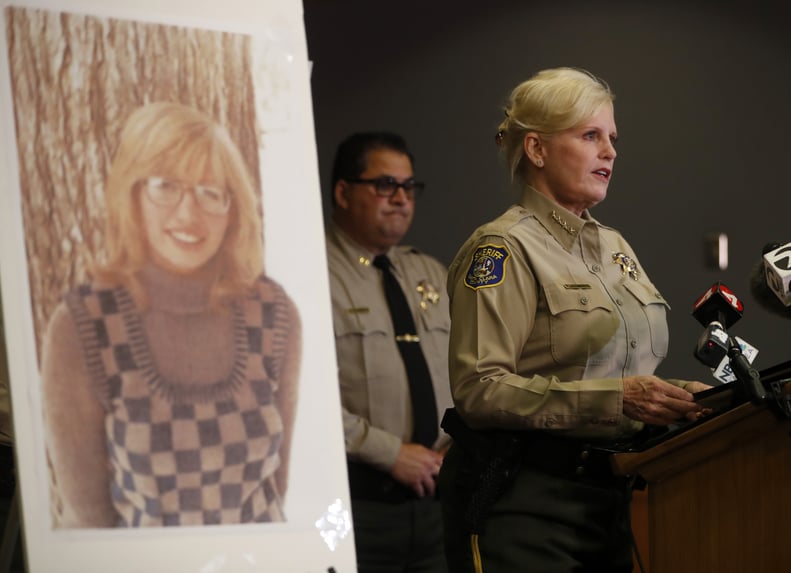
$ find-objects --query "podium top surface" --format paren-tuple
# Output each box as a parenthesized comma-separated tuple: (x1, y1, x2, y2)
(760, 358, 791, 384)
(607, 359, 791, 477)
(603, 359, 791, 455)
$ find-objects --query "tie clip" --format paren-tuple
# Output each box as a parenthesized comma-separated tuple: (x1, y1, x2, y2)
(395, 334, 421, 343)
(563, 283, 591, 290)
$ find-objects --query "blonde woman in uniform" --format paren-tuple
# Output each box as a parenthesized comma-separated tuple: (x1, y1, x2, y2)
(438, 68, 709, 572)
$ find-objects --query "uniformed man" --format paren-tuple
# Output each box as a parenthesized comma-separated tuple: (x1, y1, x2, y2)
(326, 132, 451, 573)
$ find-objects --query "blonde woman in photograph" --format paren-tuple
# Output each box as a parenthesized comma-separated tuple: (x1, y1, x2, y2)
(41, 102, 301, 527)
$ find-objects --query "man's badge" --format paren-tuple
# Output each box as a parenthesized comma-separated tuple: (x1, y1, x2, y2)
(416, 280, 440, 310)
(464, 244, 510, 290)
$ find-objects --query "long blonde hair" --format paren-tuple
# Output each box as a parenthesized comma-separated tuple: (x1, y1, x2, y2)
(94, 102, 264, 305)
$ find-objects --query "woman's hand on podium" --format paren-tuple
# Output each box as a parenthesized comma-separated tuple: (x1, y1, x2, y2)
(623, 376, 712, 425)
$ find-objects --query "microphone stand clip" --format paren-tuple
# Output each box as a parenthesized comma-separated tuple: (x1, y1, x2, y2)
(726, 337, 767, 406)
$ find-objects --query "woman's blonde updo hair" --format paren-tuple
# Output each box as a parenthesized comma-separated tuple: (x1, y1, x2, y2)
(496, 67, 615, 183)
(94, 101, 264, 306)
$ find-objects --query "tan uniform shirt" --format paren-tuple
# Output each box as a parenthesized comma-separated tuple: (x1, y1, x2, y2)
(448, 187, 673, 441)
(327, 224, 452, 471)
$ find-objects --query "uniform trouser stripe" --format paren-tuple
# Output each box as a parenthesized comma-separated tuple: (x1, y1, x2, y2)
(471, 534, 483, 573)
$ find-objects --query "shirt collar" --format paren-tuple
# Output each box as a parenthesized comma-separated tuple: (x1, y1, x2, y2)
(519, 186, 598, 251)
(329, 223, 395, 270)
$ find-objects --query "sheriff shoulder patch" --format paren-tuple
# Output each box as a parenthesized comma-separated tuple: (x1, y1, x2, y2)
(464, 244, 510, 290)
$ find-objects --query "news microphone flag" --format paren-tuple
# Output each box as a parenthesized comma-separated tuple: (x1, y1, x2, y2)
(692, 282, 743, 328)
(712, 336, 759, 384)
(763, 242, 791, 307)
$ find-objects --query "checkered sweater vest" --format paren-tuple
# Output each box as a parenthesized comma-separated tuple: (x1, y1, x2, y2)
(65, 276, 291, 526)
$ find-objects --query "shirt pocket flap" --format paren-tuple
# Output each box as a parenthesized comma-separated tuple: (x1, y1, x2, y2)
(623, 280, 671, 309)
(334, 304, 392, 337)
(543, 283, 612, 315)
(417, 305, 450, 333)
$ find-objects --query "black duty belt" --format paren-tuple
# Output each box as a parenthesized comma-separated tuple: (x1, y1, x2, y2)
(347, 461, 427, 504)
(441, 408, 625, 488)
(519, 432, 621, 486)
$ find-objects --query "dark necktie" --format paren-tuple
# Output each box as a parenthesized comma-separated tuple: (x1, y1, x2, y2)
(373, 255, 438, 447)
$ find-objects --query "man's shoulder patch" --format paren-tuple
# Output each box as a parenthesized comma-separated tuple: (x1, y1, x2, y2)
(464, 244, 511, 290)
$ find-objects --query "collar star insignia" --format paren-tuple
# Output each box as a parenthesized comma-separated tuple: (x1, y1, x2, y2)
(612, 252, 640, 281)
(550, 210, 577, 235)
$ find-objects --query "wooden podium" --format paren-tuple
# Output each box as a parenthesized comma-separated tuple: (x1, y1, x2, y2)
(612, 397, 791, 573)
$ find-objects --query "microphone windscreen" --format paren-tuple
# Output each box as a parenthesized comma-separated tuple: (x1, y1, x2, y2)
(749, 259, 791, 318)
(692, 282, 743, 328)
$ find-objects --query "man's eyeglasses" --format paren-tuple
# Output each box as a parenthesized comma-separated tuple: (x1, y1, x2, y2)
(345, 176, 425, 199)
(140, 176, 232, 215)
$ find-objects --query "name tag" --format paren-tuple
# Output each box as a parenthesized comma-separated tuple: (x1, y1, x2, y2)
(346, 307, 370, 314)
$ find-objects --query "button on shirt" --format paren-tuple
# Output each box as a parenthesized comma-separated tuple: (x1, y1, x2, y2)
(447, 187, 672, 440)
(327, 225, 452, 471)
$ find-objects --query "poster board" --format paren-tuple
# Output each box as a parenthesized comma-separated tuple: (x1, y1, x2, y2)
(0, 0, 356, 571)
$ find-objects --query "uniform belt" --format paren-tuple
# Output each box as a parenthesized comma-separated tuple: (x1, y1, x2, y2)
(519, 432, 622, 486)
(347, 461, 426, 504)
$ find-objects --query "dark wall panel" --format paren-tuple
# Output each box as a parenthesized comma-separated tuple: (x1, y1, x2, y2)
(305, 0, 791, 381)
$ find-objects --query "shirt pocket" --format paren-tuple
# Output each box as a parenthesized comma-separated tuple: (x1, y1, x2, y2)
(333, 305, 395, 413)
(543, 283, 617, 367)
(622, 280, 671, 358)
(416, 304, 450, 377)
(416, 304, 450, 337)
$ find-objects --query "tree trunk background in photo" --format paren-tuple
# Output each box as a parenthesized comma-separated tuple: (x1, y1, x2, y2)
(5, 6, 261, 364)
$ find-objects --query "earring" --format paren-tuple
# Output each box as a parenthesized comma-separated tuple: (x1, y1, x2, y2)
(535, 159, 543, 167)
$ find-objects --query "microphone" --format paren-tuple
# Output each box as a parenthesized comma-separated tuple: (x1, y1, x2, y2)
(692, 282, 743, 371)
(692, 282, 743, 370)
(711, 336, 759, 384)
(693, 321, 729, 369)
(763, 241, 791, 306)
(692, 283, 766, 404)
(692, 282, 743, 329)
(749, 242, 791, 318)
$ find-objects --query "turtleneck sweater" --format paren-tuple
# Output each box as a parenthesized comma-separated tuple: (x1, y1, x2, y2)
(138, 263, 234, 389)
